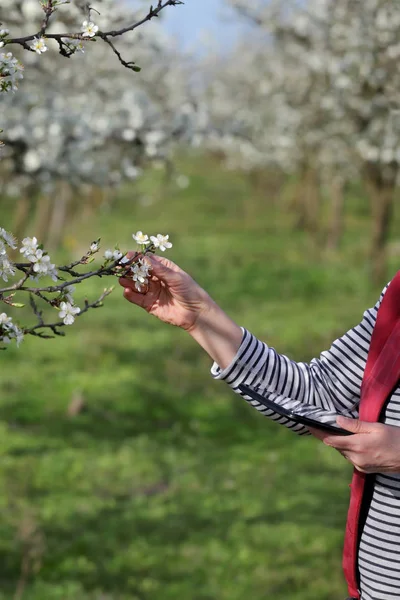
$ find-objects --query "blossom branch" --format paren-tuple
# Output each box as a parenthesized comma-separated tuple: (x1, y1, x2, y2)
(6, 0, 184, 68)
(25, 286, 113, 339)
(0, 229, 172, 348)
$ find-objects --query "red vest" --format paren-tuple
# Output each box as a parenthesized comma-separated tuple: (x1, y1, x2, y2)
(343, 271, 400, 598)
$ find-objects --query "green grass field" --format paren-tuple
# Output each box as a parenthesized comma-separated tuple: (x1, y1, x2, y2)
(0, 154, 399, 599)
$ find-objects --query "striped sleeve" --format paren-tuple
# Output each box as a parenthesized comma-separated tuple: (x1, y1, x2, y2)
(211, 284, 388, 436)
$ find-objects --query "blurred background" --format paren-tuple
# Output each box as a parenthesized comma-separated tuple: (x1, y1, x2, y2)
(1, 0, 400, 598)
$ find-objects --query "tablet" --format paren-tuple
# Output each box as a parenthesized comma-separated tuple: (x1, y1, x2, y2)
(238, 384, 353, 436)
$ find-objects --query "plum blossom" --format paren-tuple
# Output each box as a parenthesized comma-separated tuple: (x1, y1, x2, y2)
(0, 312, 12, 327)
(58, 301, 81, 325)
(131, 258, 152, 291)
(30, 249, 58, 281)
(63, 285, 75, 304)
(104, 249, 122, 260)
(66, 38, 85, 54)
(0, 223, 173, 344)
(31, 37, 47, 55)
(0, 312, 24, 346)
(150, 234, 172, 252)
(134, 281, 148, 292)
(0, 255, 16, 282)
(131, 263, 148, 284)
(0, 52, 24, 93)
(0, 228, 17, 249)
(20, 236, 38, 258)
(82, 21, 99, 38)
(132, 231, 149, 245)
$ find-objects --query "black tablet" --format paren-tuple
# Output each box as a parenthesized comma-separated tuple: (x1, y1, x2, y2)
(238, 384, 353, 436)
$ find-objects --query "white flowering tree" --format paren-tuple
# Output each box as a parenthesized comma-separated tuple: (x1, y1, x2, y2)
(202, 0, 400, 279)
(0, 226, 172, 347)
(0, 0, 198, 250)
(0, 0, 183, 346)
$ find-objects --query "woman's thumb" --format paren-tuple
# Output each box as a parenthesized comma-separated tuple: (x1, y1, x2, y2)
(146, 254, 178, 281)
(336, 416, 374, 434)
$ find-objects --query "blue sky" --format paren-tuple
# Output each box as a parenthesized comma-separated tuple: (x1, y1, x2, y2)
(127, 0, 246, 53)
(161, 0, 243, 51)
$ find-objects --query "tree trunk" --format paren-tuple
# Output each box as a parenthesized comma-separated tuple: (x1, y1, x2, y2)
(292, 166, 321, 235)
(325, 175, 345, 251)
(32, 194, 52, 246)
(12, 195, 32, 242)
(10, 189, 36, 259)
(366, 178, 395, 286)
(46, 181, 71, 250)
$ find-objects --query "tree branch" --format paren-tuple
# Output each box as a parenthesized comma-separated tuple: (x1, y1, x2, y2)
(7, 0, 184, 69)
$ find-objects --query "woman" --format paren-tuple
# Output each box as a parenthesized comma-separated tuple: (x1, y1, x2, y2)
(119, 254, 400, 600)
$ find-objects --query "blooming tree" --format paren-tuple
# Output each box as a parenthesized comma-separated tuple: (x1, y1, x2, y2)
(0, 0, 182, 89)
(0, 225, 173, 347)
(200, 0, 400, 279)
(0, 0, 198, 250)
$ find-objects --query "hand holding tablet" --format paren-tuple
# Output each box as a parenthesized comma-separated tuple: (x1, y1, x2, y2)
(238, 384, 354, 436)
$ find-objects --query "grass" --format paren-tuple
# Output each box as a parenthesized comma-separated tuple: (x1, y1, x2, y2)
(0, 152, 399, 599)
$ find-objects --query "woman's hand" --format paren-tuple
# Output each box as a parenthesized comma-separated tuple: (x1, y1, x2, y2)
(119, 254, 213, 332)
(309, 416, 400, 474)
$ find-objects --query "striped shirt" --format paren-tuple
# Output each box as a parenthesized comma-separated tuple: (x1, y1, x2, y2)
(211, 285, 400, 600)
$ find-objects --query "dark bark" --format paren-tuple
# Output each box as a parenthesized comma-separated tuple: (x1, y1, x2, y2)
(326, 176, 345, 251)
(47, 181, 71, 250)
(365, 169, 396, 286)
(292, 166, 321, 234)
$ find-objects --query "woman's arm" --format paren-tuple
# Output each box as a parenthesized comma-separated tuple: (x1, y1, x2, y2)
(186, 298, 244, 369)
(119, 254, 387, 435)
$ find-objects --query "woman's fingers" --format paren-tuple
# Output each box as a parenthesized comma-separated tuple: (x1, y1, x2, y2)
(145, 254, 181, 282)
(123, 286, 149, 308)
(119, 276, 137, 290)
(149, 254, 183, 273)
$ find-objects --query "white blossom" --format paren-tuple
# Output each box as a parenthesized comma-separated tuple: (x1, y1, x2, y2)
(0, 255, 16, 282)
(29, 249, 58, 280)
(134, 279, 148, 292)
(0, 312, 24, 346)
(31, 37, 48, 55)
(0, 227, 17, 249)
(0, 312, 12, 327)
(63, 285, 75, 304)
(66, 38, 85, 54)
(90, 242, 99, 252)
(150, 234, 172, 252)
(132, 231, 149, 245)
(131, 259, 152, 289)
(0, 51, 24, 93)
(81, 21, 98, 38)
(58, 301, 80, 325)
(20, 236, 39, 257)
(105, 248, 123, 260)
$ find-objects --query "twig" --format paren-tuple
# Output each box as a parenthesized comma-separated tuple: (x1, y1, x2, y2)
(25, 287, 113, 338)
(7, 0, 184, 70)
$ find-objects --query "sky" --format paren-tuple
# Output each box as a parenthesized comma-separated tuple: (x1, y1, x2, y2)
(155, 0, 246, 53)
